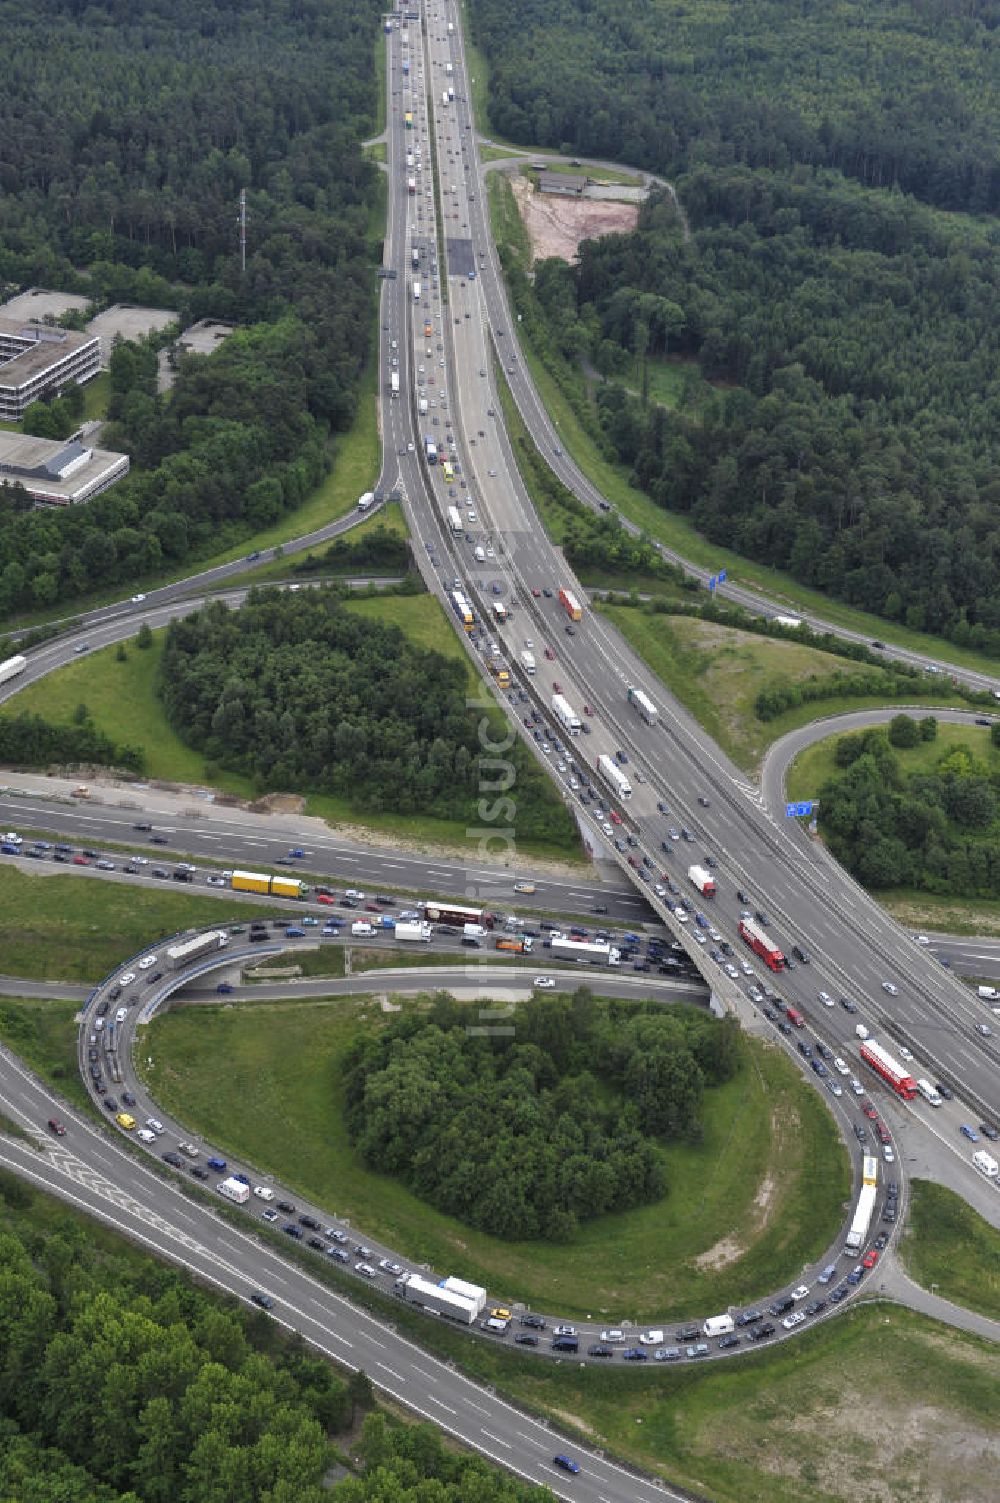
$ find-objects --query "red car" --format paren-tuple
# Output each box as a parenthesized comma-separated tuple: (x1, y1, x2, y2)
(531, 587, 541, 598)
(543, 646, 555, 661)
(861, 1101, 878, 1120)
(610, 809, 623, 826)
(552, 680, 561, 693)
(316, 893, 334, 905)
(47, 1118, 66, 1136)
(583, 704, 594, 715)
(72, 854, 90, 866)
(863, 1248, 879, 1270)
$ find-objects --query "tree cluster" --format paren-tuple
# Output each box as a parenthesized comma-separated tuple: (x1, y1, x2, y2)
(471, 0, 1000, 215)
(818, 721, 1000, 895)
(159, 588, 576, 846)
(0, 0, 382, 620)
(0, 710, 145, 774)
(0, 1180, 548, 1503)
(754, 669, 945, 722)
(291, 526, 413, 578)
(342, 991, 739, 1241)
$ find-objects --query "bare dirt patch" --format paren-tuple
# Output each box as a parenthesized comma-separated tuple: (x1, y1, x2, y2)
(510, 173, 639, 263)
(252, 792, 306, 814)
(693, 1236, 746, 1271)
(692, 1114, 786, 1270)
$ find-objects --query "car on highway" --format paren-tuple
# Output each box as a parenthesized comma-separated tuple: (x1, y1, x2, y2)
(47, 1118, 66, 1136)
(960, 1124, 979, 1141)
(552, 1456, 581, 1475)
(250, 1292, 275, 1310)
(881, 980, 899, 995)
(975, 1022, 993, 1037)
(130, 593, 146, 603)
(533, 976, 555, 989)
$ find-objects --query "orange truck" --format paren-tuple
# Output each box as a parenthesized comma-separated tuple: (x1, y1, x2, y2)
(558, 587, 582, 622)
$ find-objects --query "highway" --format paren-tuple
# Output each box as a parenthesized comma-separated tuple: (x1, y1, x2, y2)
(0, 4, 998, 1498)
(383, 4, 1000, 1142)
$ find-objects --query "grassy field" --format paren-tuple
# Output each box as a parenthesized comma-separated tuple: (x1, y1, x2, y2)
(141, 993, 848, 1319)
(82, 369, 111, 421)
(0, 865, 255, 982)
(786, 719, 999, 804)
(600, 605, 955, 773)
(0, 996, 89, 1110)
(880, 890, 1000, 938)
(626, 355, 703, 408)
(901, 1180, 1000, 1322)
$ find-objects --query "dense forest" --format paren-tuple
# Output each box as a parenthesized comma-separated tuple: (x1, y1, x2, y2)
(471, 0, 1000, 215)
(818, 717, 1000, 896)
(475, 0, 1000, 648)
(0, 1175, 550, 1502)
(159, 588, 577, 846)
(343, 991, 739, 1240)
(0, 0, 382, 619)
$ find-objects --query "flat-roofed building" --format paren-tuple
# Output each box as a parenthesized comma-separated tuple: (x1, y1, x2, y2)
(0, 319, 101, 421)
(0, 431, 129, 507)
(538, 171, 587, 196)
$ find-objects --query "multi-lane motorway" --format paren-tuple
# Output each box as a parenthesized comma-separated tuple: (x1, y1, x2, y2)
(1, 1, 1000, 1497)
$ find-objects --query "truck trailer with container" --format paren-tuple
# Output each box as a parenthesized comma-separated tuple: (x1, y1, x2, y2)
(422, 901, 494, 928)
(558, 587, 583, 621)
(230, 871, 304, 899)
(627, 685, 658, 726)
(597, 753, 632, 800)
(520, 650, 536, 675)
(165, 930, 229, 970)
(549, 935, 619, 966)
(738, 915, 785, 972)
(412, 280, 421, 301)
(447, 505, 462, 533)
(0, 654, 27, 687)
(551, 693, 581, 735)
(495, 936, 533, 954)
(845, 1182, 877, 1251)
(859, 1040, 918, 1100)
(390, 371, 400, 396)
(395, 921, 432, 943)
(688, 865, 716, 898)
(394, 1272, 485, 1324)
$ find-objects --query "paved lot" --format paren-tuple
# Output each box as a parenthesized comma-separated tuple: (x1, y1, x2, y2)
(87, 303, 177, 367)
(0, 287, 90, 321)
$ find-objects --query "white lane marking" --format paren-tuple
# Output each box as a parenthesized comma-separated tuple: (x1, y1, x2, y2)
(481, 1430, 511, 1449)
(377, 1362, 406, 1383)
(516, 1431, 548, 1451)
(427, 1395, 458, 1415)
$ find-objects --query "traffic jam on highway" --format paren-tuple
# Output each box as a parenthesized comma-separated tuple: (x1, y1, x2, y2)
(75, 919, 899, 1367)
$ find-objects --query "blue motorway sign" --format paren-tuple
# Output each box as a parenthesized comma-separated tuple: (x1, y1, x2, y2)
(786, 800, 814, 818)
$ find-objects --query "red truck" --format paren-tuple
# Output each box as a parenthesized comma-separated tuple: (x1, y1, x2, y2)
(739, 916, 786, 973)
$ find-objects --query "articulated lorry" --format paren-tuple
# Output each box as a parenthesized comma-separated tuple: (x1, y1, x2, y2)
(688, 865, 717, 898)
(549, 935, 620, 966)
(230, 870, 305, 899)
(165, 930, 229, 970)
(394, 1272, 486, 1324)
(395, 921, 432, 943)
(551, 693, 581, 735)
(0, 654, 26, 687)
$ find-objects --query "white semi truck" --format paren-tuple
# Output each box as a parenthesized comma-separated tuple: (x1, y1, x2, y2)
(597, 753, 632, 800)
(845, 1183, 877, 1251)
(520, 649, 536, 675)
(0, 654, 26, 687)
(165, 930, 229, 971)
(395, 921, 432, 943)
(551, 692, 581, 735)
(549, 935, 620, 966)
(393, 1272, 486, 1324)
(217, 1176, 250, 1205)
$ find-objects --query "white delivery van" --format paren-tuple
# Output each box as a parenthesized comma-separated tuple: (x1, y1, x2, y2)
(916, 1078, 942, 1106)
(351, 920, 374, 937)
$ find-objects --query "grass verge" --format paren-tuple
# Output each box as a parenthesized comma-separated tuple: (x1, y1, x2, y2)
(0, 865, 255, 982)
(0, 996, 92, 1111)
(141, 993, 848, 1320)
(600, 605, 957, 773)
(901, 1180, 1000, 1322)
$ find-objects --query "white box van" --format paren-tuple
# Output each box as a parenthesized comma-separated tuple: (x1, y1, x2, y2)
(855, 1023, 869, 1040)
(703, 1314, 734, 1338)
(916, 1077, 942, 1106)
(115, 1007, 128, 1024)
(474, 545, 485, 562)
(973, 1148, 999, 1178)
(351, 920, 374, 938)
(977, 985, 998, 1000)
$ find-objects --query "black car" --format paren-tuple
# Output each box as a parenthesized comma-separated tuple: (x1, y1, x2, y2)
(162, 1151, 183, 1168)
(979, 1123, 1000, 1141)
(104, 1097, 119, 1113)
(276, 1200, 296, 1213)
(190, 1166, 209, 1180)
(815, 1042, 831, 1061)
(521, 1313, 546, 1329)
(936, 1082, 954, 1100)
(587, 1343, 613, 1357)
(96, 999, 110, 1017)
(840, 996, 858, 1013)
(805, 1300, 826, 1316)
(675, 1326, 700, 1343)
(698, 795, 710, 807)
(514, 1333, 539, 1347)
(748, 1322, 776, 1341)
(791, 944, 809, 964)
(769, 1296, 794, 1316)
(307, 1236, 327, 1251)
(250, 1292, 274, 1310)
(299, 1214, 321, 1230)
(755, 910, 769, 926)
(150, 835, 168, 844)
(133, 822, 152, 832)
(145, 970, 163, 985)
(152, 868, 169, 879)
(591, 904, 608, 915)
(121, 1091, 136, 1107)
(283, 1224, 304, 1240)
(718, 1334, 741, 1350)
(854, 1124, 868, 1143)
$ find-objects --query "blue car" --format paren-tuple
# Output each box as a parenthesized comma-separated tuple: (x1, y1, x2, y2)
(960, 1124, 979, 1142)
(207, 1157, 227, 1172)
(288, 847, 305, 858)
(285, 926, 305, 938)
(553, 1456, 580, 1475)
(216, 983, 233, 994)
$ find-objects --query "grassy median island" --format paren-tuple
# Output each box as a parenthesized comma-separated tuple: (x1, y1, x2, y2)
(901, 1180, 1000, 1322)
(600, 604, 955, 771)
(141, 991, 848, 1319)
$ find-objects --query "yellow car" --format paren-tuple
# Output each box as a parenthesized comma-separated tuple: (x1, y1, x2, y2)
(512, 881, 536, 895)
(116, 1112, 136, 1131)
(490, 1306, 512, 1321)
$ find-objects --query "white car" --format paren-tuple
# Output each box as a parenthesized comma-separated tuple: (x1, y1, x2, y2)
(791, 1284, 810, 1301)
(783, 1311, 806, 1330)
(137, 1128, 157, 1144)
(638, 1329, 664, 1345)
(883, 1145, 895, 1163)
(882, 981, 899, 995)
(145, 1118, 164, 1135)
(898, 1044, 913, 1060)
(741, 960, 754, 976)
(674, 909, 689, 924)
(914, 934, 930, 946)
(138, 955, 157, 970)
(533, 976, 556, 989)
(828, 1080, 843, 1097)
(345, 889, 365, 900)
(725, 964, 740, 979)
(131, 593, 146, 603)
(834, 1056, 850, 1076)
(850, 1077, 864, 1095)
(818, 990, 834, 1007)
(253, 1185, 275, 1201)
(131, 855, 148, 865)
(654, 884, 667, 898)
(119, 972, 136, 987)
(709, 929, 722, 942)
(694, 932, 707, 945)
